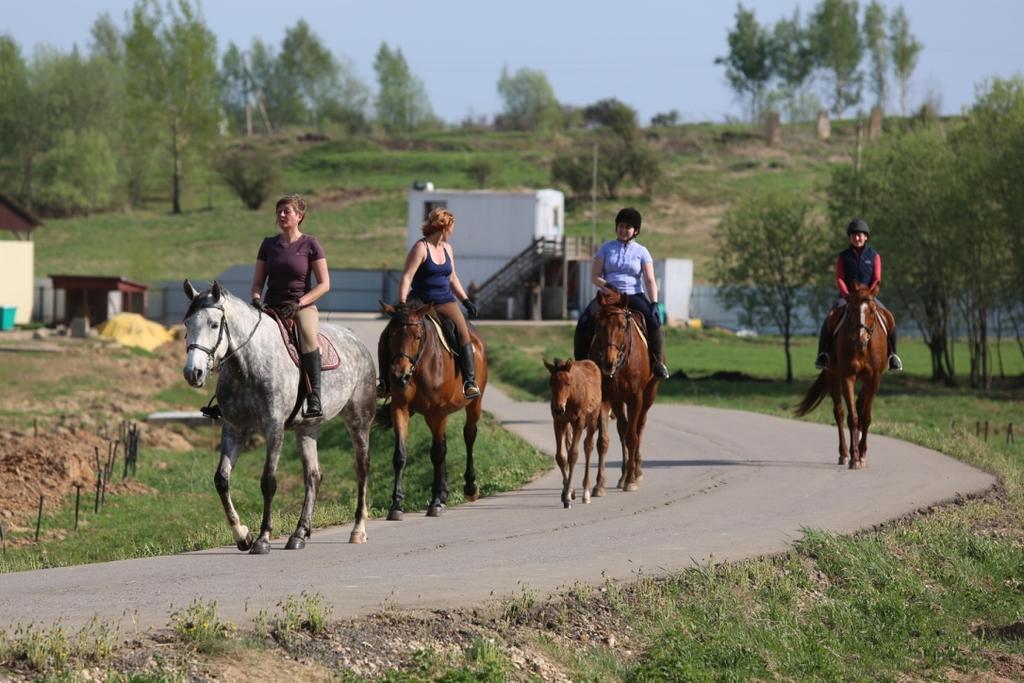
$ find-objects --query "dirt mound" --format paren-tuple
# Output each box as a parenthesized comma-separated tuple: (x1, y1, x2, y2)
(0, 429, 113, 526)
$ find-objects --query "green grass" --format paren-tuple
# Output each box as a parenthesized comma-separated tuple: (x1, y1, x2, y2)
(480, 323, 1024, 682)
(31, 121, 863, 284)
(0, 410, 548, 572)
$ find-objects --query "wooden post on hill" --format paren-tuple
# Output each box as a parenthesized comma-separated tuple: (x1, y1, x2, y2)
(0, 520, 4, 555)
(868, 106, 883, 140)
(34, 495, 44, 543)
(1008, 423, 1014, 445)
(74, 485, 81, 531)
(816, 109, 831, 140)
(94, 447, 103, 513)
(764, 110, 782, 146)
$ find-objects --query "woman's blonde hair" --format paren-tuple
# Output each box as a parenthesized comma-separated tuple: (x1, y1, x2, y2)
(422, 208, 454, 237)
(276, 194, 307, 224)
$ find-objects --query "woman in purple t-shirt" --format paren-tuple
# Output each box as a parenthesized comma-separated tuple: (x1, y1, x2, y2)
(573, 207, 669, 379)
(250, 194, 331, 418)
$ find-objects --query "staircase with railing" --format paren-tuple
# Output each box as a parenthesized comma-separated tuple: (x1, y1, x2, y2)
(473, 236, 595, 317)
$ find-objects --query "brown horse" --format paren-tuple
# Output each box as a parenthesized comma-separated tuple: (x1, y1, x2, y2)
(378, 301, 487, 518)
(590, 288, 661, 491)
(544, 358, 608, 508)
(795, 283, 892, 469)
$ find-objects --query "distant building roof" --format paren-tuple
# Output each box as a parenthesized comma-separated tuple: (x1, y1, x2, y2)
(0, 192, 42, 234)
(49, 275, 149, 293)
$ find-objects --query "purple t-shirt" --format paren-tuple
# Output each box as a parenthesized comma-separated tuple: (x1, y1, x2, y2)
(596, 239, 652, 295)
(257, 234, 326, 306)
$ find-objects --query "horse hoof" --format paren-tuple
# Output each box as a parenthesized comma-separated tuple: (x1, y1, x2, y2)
(464, 485, 480, 502)
(426, 504, 446, 517)
(625, 482, 639, 492)
(563, 500, 572, 509)
(387, 509, 404, 522)
(616, 477, 625, 489)
(236, 532, 254, 552)
(582, 492, 591, 504)
(349, 530, 367, 544)
(284, 535, 305, 550)
(249, 538, 271, 555)
(593, 487, 605, 498)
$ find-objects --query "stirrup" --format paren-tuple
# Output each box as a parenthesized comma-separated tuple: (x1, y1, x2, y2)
(653, 361, 670, 379)
(200, 395, 221, 420)
(888, 354, 903, 372)
(463, 381, 481, 400)
(815, 352, 829, 370)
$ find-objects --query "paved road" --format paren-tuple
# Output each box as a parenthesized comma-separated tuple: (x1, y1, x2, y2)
(0, 315, 996, 632)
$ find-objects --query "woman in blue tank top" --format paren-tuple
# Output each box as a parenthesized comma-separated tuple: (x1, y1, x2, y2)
(376, 208, 480, 399)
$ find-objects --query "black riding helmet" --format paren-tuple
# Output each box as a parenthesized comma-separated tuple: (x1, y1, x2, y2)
(615, 207, 642, 237)
(846, 217, 870, 236)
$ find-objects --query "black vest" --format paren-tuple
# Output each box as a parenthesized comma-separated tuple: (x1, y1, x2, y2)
(839, 245, 877, 290)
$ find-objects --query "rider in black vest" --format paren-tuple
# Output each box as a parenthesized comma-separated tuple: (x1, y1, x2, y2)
(815, 218, 903, 372)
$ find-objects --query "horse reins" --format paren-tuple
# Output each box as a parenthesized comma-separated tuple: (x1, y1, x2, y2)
(186, 302, 263, 372)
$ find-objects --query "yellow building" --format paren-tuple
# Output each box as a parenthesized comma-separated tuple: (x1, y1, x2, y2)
(0, 192, 40, 326)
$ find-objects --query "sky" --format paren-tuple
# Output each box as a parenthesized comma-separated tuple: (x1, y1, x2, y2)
(3, 0, 1023, 124)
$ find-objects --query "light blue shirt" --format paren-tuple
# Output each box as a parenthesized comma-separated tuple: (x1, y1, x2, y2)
(596, 239, 652, 295)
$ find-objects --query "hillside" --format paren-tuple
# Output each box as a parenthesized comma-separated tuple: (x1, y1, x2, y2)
(25, 121, 864, 284)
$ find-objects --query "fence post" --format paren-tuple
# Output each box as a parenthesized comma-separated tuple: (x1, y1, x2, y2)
(1008, 423, 1014, 445)
(35, 495, 44, 543)
(74, 485, 81, 531)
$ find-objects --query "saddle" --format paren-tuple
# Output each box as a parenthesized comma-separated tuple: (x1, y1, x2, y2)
(424, 311, 460, 356)
(271, 314, 341, 370)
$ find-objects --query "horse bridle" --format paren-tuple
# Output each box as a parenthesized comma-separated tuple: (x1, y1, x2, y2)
(596, 309, 632, 378)
(185, 302, 263, 371)
(847, 300, 877, 346)
(388, 316, 428, 376)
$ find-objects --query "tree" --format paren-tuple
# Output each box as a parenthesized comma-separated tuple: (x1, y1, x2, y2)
(495, 66, 561, 131)
(809, 0, 863, 116)
(34, 129, 118, 215)
(89, 12, 122, 63)
(219, 42, 249, 134)
(768, 9, 817, 122)
(373, 42, 434, 134)
(711, 191, 830, 382)
(863, 1, 888, 111)
(277, 20, 368, 132)
(827, 128, 960, 384)
(650, 110, 680, 127)
(216, 145, 280, 209)
(950, 78, 1024, 387)
(582, 98, 638, 140)
(715, 4, 772, 122)
(0, 36, 32, 199)
(889, 5, 921, 115)
(123, 0, 220, 214)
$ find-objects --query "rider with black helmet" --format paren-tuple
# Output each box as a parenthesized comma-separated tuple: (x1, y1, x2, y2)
(573, 207, 670, 379)
(814, 218, 903, 371)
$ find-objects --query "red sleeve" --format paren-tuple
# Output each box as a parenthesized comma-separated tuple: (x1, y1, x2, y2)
(835, 256, 849, 297)
(872, 253, 881, 288)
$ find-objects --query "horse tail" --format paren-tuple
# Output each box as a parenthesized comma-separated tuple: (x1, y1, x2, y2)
(374, 399, 393, 429)
(794, 371, 828, 417)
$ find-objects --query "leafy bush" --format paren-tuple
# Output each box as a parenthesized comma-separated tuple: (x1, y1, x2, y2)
(34, 129, 118, 216)
(216, 145, 281, 210)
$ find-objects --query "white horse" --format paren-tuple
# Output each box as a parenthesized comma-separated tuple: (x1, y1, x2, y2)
(182, 280, 376, 552)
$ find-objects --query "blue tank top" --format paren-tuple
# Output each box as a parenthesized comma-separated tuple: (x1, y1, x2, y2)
(410, 240, 456, 304)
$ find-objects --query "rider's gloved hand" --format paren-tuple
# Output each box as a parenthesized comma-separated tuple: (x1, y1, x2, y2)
(654, 301, 666, 325)
(462, 298, 478, 319)
(251, 297, 267, 313)
(278, 301, 300, 319)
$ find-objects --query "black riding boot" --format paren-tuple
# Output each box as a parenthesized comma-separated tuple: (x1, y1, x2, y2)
(301, 350, 324, 418)
(649, 327, 670, 379)
(460, 343, 481, 400)
(888, 328, 903, 371)
(573, 318, 592, 361)
(815, 319, 830, 369)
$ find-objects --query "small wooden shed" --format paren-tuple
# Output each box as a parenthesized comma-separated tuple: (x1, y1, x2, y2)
(49, 275, 148, 326)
